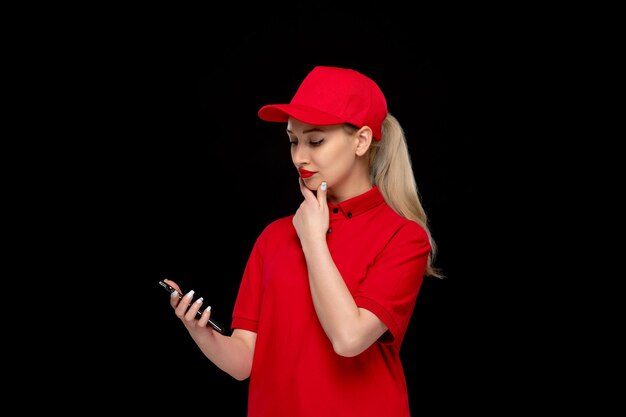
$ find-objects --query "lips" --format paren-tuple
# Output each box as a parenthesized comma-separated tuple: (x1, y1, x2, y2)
(298, 169, 316, 179)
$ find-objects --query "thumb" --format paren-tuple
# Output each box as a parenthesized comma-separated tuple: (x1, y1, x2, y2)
(317, 181, 327, 207)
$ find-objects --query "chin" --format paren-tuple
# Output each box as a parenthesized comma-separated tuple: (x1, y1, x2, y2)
(303, 178, 322, 190)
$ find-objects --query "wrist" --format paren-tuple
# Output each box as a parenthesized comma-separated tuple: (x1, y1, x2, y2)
(300, 235, 327, 251)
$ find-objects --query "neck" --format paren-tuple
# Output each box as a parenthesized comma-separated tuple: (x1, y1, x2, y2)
(327, 164, 372, 204)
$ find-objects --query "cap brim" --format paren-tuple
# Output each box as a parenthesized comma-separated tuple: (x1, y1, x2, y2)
(258, 103, 345, 126)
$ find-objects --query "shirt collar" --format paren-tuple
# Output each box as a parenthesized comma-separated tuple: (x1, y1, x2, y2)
(327, 186, 384, 219)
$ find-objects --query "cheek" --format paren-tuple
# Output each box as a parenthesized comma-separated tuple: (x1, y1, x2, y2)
(318, 147, 354, 176)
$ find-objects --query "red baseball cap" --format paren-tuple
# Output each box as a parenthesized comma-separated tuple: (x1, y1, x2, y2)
(258, 66, 388, 140)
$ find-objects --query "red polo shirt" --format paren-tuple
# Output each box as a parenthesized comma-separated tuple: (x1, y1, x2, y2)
(232, 186, 430, 417)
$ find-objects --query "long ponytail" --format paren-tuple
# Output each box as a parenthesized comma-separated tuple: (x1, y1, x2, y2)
(369, 113, 443, 278)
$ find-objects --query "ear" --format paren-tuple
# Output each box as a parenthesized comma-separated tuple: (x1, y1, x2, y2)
(354, 126, 373, 157)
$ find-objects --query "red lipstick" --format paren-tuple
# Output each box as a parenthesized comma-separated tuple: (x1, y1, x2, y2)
(298, 169, 316, 179)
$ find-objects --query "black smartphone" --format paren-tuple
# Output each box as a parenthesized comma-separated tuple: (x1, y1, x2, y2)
(158, 279, 226, 334)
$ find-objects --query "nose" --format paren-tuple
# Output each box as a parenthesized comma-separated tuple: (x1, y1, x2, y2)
(291, 143, 309, 167)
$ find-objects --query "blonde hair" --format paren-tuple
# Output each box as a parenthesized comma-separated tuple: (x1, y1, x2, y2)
(367, 114, 443, 278)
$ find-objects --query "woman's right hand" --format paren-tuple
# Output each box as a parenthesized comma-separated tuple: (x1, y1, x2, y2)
(163, 278, 215, 334)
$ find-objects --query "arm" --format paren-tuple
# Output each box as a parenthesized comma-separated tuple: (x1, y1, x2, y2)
(292, 181, 387, 357)
(301, 238, 388, 357)
(165, 279, 256, 381)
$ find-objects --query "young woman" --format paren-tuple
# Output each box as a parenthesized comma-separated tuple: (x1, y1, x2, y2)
(163, 66, 442, 417)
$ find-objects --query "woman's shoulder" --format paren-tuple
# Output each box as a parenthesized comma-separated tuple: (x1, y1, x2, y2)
(258, 214, 295, 238)
(378, 203, 430, 242)
(247, 214, 296, 253)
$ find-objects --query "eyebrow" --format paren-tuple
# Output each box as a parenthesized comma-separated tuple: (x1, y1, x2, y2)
(286, 127, 325, 135)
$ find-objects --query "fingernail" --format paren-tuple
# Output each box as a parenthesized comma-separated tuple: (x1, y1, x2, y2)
(321, 181, 327, 191)
(185, 290, 195, 299)
(171, 290, 178, 298)
(195, 297, 204, 304)
(205, 306, 211, 313)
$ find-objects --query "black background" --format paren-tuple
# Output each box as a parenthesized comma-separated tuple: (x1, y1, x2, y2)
(84, 4, 542, 414)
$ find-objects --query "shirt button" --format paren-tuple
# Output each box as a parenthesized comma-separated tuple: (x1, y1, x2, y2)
(332, 208, 339, 214)
(327, 228, 332, 234)
(347, 212, 352, 218)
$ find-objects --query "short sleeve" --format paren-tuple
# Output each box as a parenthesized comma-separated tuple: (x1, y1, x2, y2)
(231, 234, 265, 333)
(354, 221, 430, 346)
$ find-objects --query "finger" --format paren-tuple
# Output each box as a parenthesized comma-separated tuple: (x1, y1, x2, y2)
(169, 288, 182, 308)
(163, 279, 182, 293)
(317, 181, 327, 207)
(175, 290, 195, 318)
(197, 305, 212, 327)
(299, 177, 318, 205)
(167, 280, 184, 308)
(185, 296, 204, 321)
(164, 279, 183, 307)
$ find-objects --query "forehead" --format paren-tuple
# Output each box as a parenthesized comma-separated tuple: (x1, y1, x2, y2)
(287, 118, 342, 134)
(286, 118, 318, 132)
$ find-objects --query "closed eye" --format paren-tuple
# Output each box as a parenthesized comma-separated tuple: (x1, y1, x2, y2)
(289, 139, 324, 147)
